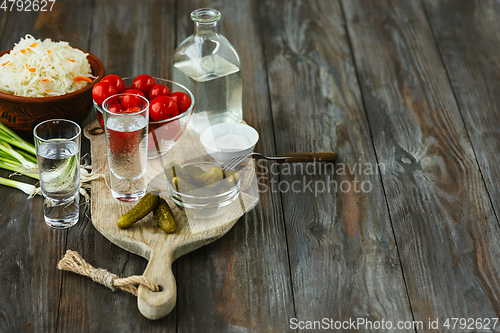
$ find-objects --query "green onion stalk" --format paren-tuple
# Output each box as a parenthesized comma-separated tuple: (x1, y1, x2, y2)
(0, 122, 39, 195)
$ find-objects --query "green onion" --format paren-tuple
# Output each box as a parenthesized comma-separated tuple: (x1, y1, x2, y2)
(0, 141, 37, 172)
(0, 176, 36, 195)
(0, 121, 36, 155)
(0, 156, 39, 179)
(0, 123, 39, 194)
(17, 148, 37, 164)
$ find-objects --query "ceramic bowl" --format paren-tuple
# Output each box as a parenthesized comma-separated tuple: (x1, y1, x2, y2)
(0, 49, 104, 135)
(200, 123, 259, 163)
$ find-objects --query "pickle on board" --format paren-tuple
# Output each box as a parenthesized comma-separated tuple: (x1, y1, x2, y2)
(117, 192, 161, 229)
(154, 199, 176, 233)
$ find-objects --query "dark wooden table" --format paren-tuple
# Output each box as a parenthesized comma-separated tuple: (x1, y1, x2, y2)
(2, 0, 500, 332)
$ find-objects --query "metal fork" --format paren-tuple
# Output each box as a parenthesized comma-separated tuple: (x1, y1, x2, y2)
(221, 152, 338, 171)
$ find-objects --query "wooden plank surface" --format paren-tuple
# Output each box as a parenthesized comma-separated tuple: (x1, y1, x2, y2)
(259, 0, 414, 329)
(423, 0, 500, 233)
(343, 0, 500, 324)
(0, 1, 93, 332)
(2, 0, 500, 331)
(174, 0, 295, 331)
(57, 0, 178, 332)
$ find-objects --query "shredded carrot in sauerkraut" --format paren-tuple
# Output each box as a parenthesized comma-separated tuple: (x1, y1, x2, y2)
(73, 76, 92, 83)
(0, 34, 94, 97)
(25, 64, 36, 72)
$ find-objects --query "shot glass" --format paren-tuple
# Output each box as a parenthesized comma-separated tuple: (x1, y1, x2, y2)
(34, 119, 81, 229)
(103, 93, 149, 202)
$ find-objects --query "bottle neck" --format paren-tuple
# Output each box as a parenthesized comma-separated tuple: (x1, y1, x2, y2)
(194, 21, 218, 35)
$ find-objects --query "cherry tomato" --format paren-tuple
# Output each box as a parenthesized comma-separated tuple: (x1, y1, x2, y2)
(123, 88, 145, 98)
(123, 106, 142, 113)
(101, 74, 126, 93)
(108, 103, 125, 113)
(149, 96, 178, 121)
(149, 84, 171, 100)
(170, 92, 192, 113)
(120, 89, 146, 109)
(132, 74, 156, 96)
(92, 82, 118, 106)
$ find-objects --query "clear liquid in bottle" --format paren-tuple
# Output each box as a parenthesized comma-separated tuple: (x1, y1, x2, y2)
(173, 54, 242, 134)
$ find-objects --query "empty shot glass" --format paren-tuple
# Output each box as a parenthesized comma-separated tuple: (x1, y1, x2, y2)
(103, 93, 149, 202)
(34, 119, 81, 229)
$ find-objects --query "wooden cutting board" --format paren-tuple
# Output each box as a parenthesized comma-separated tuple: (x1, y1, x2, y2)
(83, 120, 259, 320)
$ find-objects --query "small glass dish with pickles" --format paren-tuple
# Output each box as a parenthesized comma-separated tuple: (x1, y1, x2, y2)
(164, 161, 241, 211)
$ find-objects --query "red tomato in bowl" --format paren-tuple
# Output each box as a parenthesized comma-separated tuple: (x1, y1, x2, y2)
(149, 84, 171, 100)
(123, 88, 145, 98)
(101, 74, 126, 93)
(121, 89, 146, 109)
(108, 103, 125, 113)
(170, 92, 192, 113)
(149, 96, 178, 121)
(124, 106, 142, 113)
(132, 74, 156, 96)
(92, 82, 118, 106)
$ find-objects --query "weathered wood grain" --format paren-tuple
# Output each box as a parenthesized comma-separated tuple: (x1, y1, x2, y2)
(174, 0, 296, 331)
(343, 0, 500, 323)
(57, 0, 178, 331)
(0, 0, 91, 51)
(259, 0, 414, 330)
(0, 2, 92, 332)
(0, 173, 67, 333)
(423, 0, 500, 235)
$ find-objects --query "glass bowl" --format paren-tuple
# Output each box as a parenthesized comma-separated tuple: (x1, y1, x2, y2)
(165, 161, 241, 211)
(94, 77, 194, 159)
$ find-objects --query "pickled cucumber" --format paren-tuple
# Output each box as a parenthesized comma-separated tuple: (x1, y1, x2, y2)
(164, 162, 187, 182)
(117, 192, 161, 229)
(172, 176, 197, 193)
(197, 167, 224, 185)
(154, 199, 176, 233)
(223, 170, 240, 185)
(169, 164, 239, 196)
(183, 165, 205, 179)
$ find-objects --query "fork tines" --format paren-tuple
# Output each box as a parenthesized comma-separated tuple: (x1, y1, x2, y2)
(221, 153, 250, 171)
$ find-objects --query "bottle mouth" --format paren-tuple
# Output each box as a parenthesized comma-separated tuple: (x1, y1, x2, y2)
(191, 8, 221, 23)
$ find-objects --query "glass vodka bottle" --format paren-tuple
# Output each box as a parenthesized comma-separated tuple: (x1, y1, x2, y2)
(173, 8, 242, 135)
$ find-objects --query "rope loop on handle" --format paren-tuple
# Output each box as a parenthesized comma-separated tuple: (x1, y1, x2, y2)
(57, 250, 160, 296)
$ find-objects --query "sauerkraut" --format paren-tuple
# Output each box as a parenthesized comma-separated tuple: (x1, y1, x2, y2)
(0, 34, 94, 97)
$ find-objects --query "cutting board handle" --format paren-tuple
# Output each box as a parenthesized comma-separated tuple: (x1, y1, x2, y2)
(137, 247, 176, 320)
